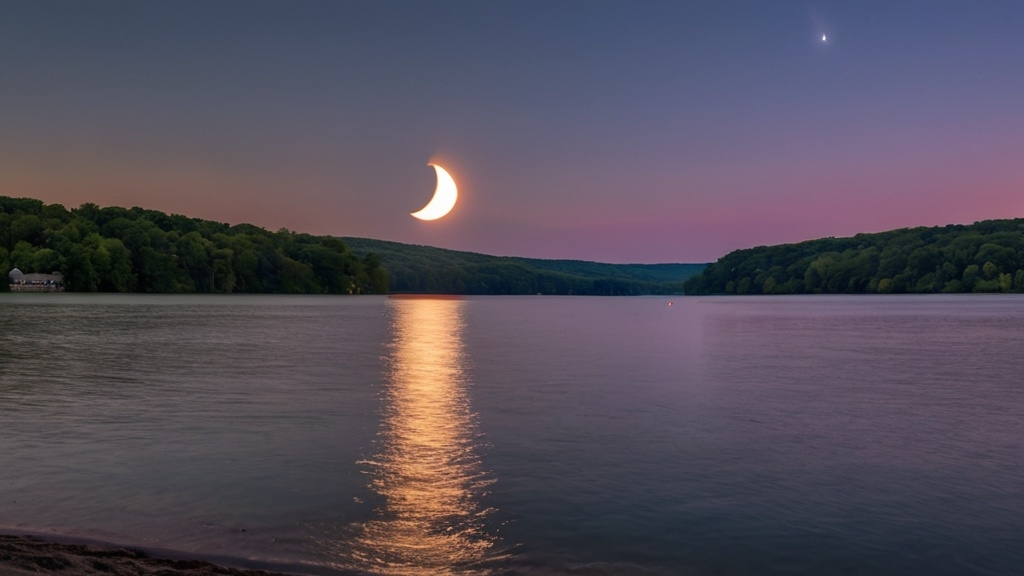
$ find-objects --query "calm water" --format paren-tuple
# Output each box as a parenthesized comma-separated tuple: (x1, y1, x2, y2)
(1, 294, 1023, 575)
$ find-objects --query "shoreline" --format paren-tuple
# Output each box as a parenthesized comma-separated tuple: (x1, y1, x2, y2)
(0, 534, 320, 576)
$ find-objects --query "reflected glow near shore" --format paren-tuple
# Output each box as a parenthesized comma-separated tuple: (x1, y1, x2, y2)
(349, 297, 500, 575)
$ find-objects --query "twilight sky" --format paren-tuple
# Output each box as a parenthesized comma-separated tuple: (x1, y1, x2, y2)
(2, 1, 1023, 263)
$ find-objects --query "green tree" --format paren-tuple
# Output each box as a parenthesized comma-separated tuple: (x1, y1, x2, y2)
(97, 238, 136, 292)
(211, 248, 236, 293)
(175, 231, 214, 292)
(30, 248, 62, 273)
(962, 264, 980, 291)
(999, 273, 1013, 292)
(9, 241, 37, 271)
(362, 253, 388, 294)
(11, 215, 45, 246)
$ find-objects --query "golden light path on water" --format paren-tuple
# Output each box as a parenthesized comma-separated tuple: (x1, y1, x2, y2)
(344, 297, 501, 575)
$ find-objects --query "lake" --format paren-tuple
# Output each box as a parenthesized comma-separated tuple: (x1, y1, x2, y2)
(1, 293, 1023, 575)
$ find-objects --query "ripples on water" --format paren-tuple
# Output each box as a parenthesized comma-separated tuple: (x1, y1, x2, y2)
(331, 297, 504, 575)
(2, 293, 1024, 575)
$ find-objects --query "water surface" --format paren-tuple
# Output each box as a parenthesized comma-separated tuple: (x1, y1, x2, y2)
(1, 293, 1022, 575)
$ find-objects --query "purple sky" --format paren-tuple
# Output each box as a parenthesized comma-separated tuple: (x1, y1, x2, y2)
(2, 1, 1023, 263)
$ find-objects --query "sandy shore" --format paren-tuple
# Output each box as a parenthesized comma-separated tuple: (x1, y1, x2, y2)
(0, 535, 292, 576)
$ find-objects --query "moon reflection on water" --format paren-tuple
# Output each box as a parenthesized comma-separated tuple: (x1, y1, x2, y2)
(342, 297, 503, 575)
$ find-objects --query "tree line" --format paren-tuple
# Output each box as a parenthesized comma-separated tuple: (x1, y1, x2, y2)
(684, 219, 1024, 295)
(1, 196, 387, 294)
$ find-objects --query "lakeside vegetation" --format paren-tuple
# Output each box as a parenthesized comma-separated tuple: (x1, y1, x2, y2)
(1, 196, 387, 294)
(2, 196, 703, 295)
(684, 219, 1024, 295)
(342, 237, 704, 295)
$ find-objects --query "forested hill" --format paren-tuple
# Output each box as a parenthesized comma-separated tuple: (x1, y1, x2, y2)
(343, 237, 705, 295)
(1, 195, 703, 295)
(1, 196, 387, 294)
(683, 219, 1024, 295)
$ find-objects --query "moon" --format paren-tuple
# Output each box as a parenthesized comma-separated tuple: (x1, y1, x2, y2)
(411, 164, 458, 221)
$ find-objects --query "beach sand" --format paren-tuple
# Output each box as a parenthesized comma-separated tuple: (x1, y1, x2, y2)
(0, 535, 291, 576)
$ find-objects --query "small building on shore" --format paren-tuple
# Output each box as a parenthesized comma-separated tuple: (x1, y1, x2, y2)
(7, 268, 65, 292)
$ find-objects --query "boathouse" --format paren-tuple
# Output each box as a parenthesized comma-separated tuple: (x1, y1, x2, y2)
(7, 268, 65, 292)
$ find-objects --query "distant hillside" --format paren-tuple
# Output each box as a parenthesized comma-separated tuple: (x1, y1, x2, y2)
(684, 219, 1024, 295)
(343, 237, 705, 295)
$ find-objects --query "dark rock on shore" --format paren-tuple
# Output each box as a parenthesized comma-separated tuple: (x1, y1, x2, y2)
(0, 535, 289, 576)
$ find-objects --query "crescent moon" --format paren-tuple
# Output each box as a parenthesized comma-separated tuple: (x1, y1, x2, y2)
(411, 164, 458, 221)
